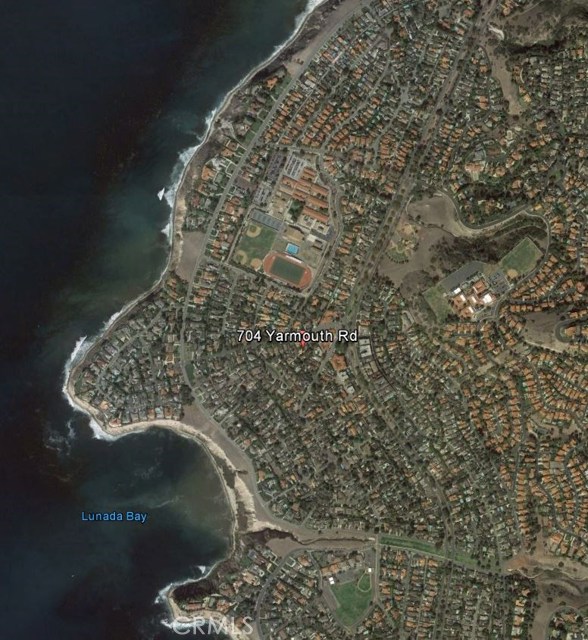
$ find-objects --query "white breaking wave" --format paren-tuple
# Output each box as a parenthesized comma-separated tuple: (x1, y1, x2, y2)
(157, 563, 223, 631)
(162, 111, 217, 212)
(62, 308, 138, 441)
(160, 220, 172, 244)
(163, 140, 203, 211)
(66, 418, 76, 441)
(62, 335, 91, 408)
(155, 576, 196, 607)
(100, 309, 123, 333)
(160, 619, 177, 630)
(297, 0, 328, 27)
(155, 564, 212, 607)
(88, 418, 118, 442)
(65, 335, 90, 372)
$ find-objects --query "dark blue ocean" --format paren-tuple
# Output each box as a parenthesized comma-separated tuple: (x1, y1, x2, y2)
(0, 0, 308, 637)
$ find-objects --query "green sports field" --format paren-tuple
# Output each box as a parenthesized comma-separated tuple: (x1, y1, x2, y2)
(332, 574, 372, 627)
(269, 255, 306, 284)
(499, 237, 542, 277)
(234, 224, 276, 267)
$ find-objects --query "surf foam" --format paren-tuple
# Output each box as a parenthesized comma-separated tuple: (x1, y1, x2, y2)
(62, 308, 138, 440)
(160, 220, 172, 244)
(45, 418, 77, 456)
(62, 336, 91, 408)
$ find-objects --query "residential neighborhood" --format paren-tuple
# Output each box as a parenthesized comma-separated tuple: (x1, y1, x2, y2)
(69, 0, 588, 636)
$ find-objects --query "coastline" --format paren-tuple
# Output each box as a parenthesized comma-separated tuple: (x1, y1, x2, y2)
(159, 0, 332, 270)
(63, 0, 340, 387)
(63, 0, 352, 635)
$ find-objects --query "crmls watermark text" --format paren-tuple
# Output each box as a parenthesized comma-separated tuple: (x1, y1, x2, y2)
(171, 616, 254, 636)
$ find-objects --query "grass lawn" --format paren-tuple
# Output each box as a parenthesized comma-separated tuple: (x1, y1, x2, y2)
(357, 573, 371, 592)
(270, 73, 291, 98)
(380, 535, 439, 555)
(235, 224, 276, 266)
(453, 550, 479, 567)
(332, 575, 372, 627)
(380, 535, 478, 567)
(499, 237, 542, 277)
(423, 283, 453, 323)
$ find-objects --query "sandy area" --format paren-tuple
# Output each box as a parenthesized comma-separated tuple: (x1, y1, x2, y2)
(501, 1, 561, 46)
(67, 382, 289, 538)
(66, 381, 374, 637)
(176, 231, 206, 281)
(408, 193, 478, 238)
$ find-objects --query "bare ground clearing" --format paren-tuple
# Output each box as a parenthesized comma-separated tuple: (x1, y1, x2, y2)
(378, 225, 452, 287)
(486, 43, 524, 115)
(522, 310, 570, 353)
(176, 231, 207, 281)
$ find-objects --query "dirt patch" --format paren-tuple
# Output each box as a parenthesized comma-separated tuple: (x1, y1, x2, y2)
(176, 231, 206, 281)
(235, 250, 248, 265)
(522, 311, 570, 353)
(398, 270, 436, 307)
(246, 224, 262, 238)
(379, 226, 451, 287)
(487, 45, 524, 115)
(407, 194, 470, 237)
(501, 0, 567, 46)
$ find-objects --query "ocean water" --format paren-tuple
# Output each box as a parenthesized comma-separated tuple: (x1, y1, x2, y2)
(0, 0, 311, 637)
